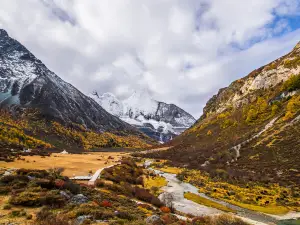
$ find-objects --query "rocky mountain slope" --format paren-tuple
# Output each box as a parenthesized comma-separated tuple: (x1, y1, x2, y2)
(89, 89, 196, 142)
(0, 29, 154, 151)
(145, 41, 300, 186)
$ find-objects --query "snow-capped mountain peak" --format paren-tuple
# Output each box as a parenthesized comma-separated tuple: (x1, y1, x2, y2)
(90, 89, 196, 142)
(123, 89, 158, 118)
(126, 89, 153, 101)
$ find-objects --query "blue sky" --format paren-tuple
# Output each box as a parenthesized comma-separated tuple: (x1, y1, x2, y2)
(0, 0, 300, 117)
(286, 16, 300, 30)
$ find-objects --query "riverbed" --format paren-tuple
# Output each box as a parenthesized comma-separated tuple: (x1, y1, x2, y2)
(145, 160, 300, 225)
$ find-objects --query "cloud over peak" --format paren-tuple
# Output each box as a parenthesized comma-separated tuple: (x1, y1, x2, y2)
(0, 0, 299, 117)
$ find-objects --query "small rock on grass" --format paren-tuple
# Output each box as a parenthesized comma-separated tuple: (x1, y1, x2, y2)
(146, 215, 164, 225)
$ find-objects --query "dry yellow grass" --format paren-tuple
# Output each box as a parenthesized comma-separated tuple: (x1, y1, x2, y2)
(144, 176, 167, 189)
(184, 192, 236, 213)
(160, 167, 183, 174)
(144, 175, 167, 195)
(0, 152, 126, 177)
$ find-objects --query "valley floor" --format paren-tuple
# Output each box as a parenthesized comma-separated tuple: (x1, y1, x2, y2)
(0, 152, 125, 177)
(1, 151, 299, 225)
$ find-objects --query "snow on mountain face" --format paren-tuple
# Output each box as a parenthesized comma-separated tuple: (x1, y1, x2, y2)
(123, 89, 158, 119)
(122, 89, 196, 128)
(0, 29, 140, 133)
(89, 92, 123, 117)
(91, 89, 196, 142)
(0, 29, 40, 105)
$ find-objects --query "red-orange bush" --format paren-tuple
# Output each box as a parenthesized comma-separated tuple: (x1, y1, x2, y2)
(160, 206, 171, 213)
(54, 179, 65, 189)
(100, 200, 112, 207)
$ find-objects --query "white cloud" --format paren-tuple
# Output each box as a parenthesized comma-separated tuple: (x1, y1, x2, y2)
(0, 0, 299, 118)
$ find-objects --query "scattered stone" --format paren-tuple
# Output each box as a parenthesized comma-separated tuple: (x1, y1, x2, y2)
(3, 171, 11, 176)
(70, 194, 89, 205)
(27, 175, 35, 180)
(96, 220, 109, 223)
(74, 215, 92, 225)
(146, 215, 163, 225)
(60, 191, 71, 200)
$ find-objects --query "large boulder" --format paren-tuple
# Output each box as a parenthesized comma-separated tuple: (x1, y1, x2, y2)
(70, 194, 89, 205)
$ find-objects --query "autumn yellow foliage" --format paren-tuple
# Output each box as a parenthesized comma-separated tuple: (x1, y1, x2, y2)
(283, 95, 300, 121)
(179, 169, 300, 215)
(52, 122, 151, 150)
(0, 109, 151, 150)
(244, 97, 270, 124)
(0, 110, 52, 149)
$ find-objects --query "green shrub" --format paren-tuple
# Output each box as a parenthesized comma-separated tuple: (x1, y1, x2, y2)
(2, 204, 11, 210)
(104, 182, 134, 197)
(133, 187, 163, 207)
(271, 102, 282, 116)
(93, 210, 115, 220)
(9, 191, 41, 206)
(17, 168, 49, 177)
(0, 175, 29, 184)
(0, 186, 11, 195)
(192, 214, 250, 225)
(244, 97, 271, 124)
(282, 74, 300, 92)
(10, 210, 26, 217)
(34, 179, 54, 189)
(246, 109, 258, 123)
(63, 180, 81, 194)
(12, 181, 28, 189)
(221, 119, 236, 129)
(283, 95, 300, 120)
(26, 214, 33, 220)
(36, 207, 52, 221)
(102, 159, 144, 184)
(116, 211, 134, 220)
(36, 207, 70, 225)
(40, 190, 66, 207)
(214, 214, 249, 225)
(95, 180, 105, 187)
(110, 220, 147, 225)
(284, 57, 300, 69)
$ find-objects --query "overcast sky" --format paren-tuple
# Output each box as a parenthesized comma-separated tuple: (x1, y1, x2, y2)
(0, 0, 300, 118)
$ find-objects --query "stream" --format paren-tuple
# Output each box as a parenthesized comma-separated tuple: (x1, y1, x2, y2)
(145, 160, 299, 225)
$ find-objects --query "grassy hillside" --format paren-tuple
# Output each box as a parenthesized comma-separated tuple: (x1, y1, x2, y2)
(143, 42, 300, 188)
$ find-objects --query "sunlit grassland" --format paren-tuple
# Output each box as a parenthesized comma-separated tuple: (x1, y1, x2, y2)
(159, 167, 183, 174)
(179, 169, 300, 215)
(144, 176, 167, 191)
(184, 192, 236, 213)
